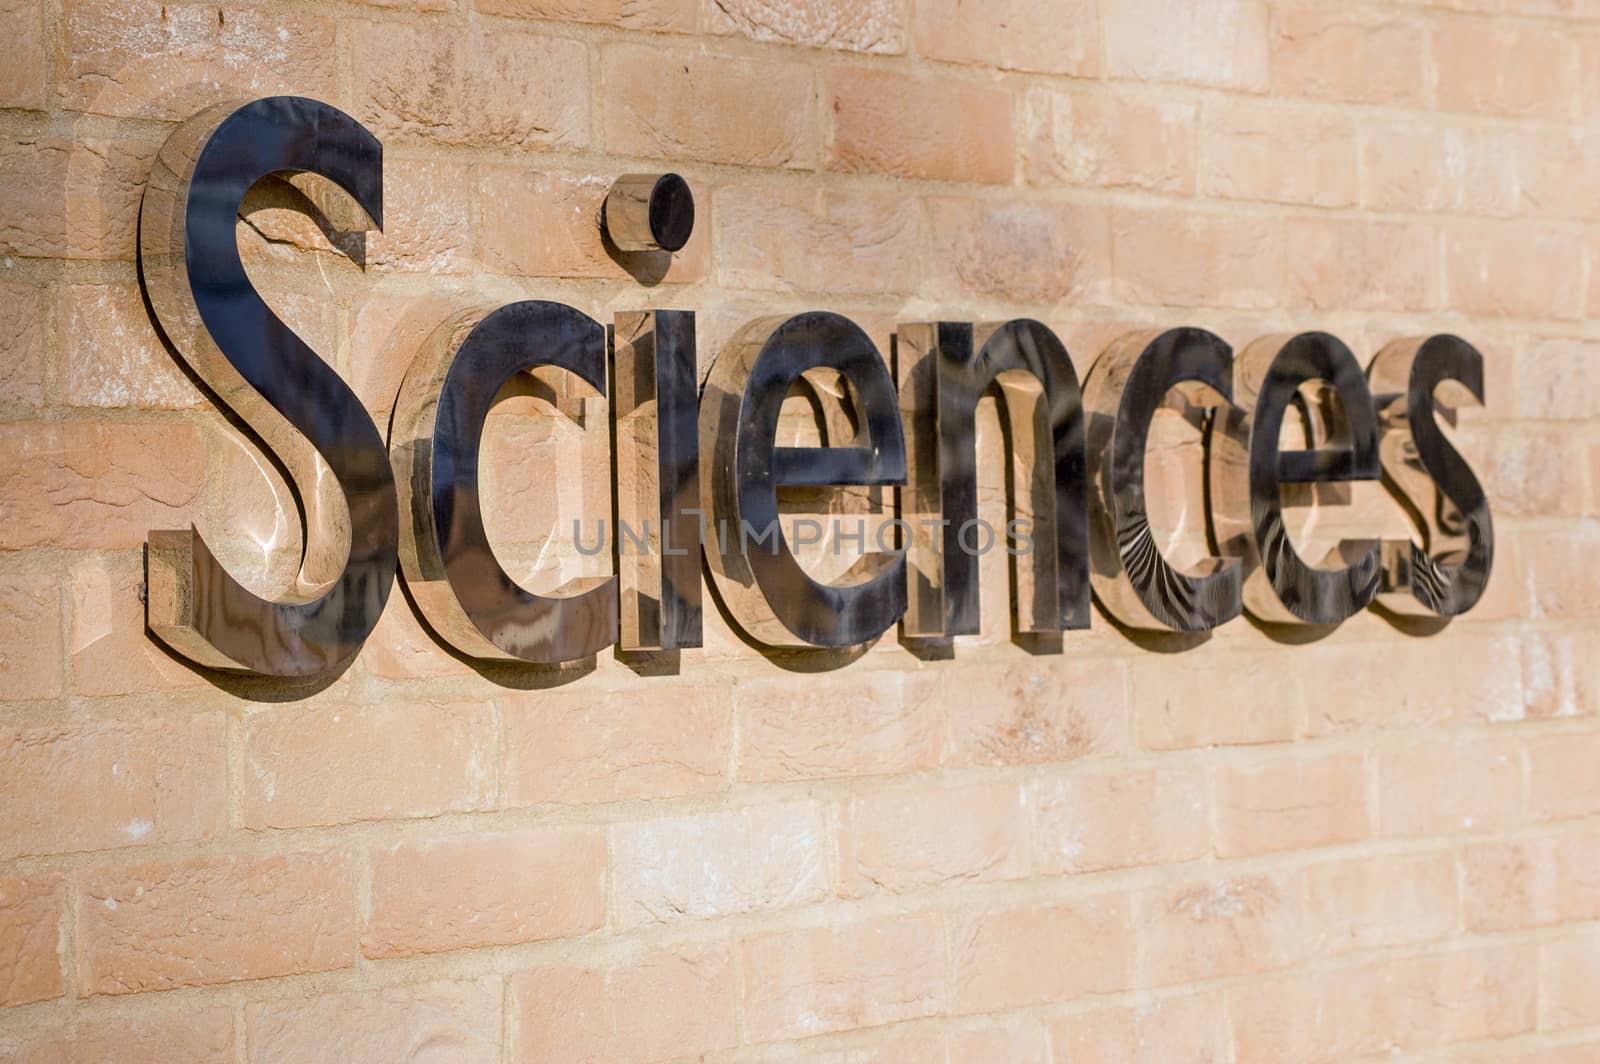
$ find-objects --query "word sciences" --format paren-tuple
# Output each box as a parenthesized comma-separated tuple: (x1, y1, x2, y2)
(139, 97, 1492, 678)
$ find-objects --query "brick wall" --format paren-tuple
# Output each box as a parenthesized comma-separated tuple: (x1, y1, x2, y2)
(2, 0, 1600, 1060)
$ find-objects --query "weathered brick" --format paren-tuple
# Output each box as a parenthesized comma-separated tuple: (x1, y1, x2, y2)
(364, 828, 605, 957)
(0, 281, 44, 406)
(825, 68, 1012, 184)
(0, 133, 158, 260)
(1270, 4, 1426, 106)
(915, 0, 1097, 75)
(1523, 629, 1600, 719)
(1215, 751, 1369, 857)
(1050, 993, 1227, 1062)
(1113, 207, 1284, 309)
(1543, 932, 1600, 1033)
(1132, 649, 1300, 750)
(716, 184, 920, 295)
(247, 979, 501, 1064)
(1529, 732, 1600, 821)
(1463, 831, 1600, 932)
(1360, 119, 1519, 217)
(478, 0, 695, 31)
(354, 22, 588, 148)
(1, 716, 225, 860)
(243, 700, 496, 829)
(0, 0, 44, 109)
(925, 198, 1113, 305)
(954, 896, 1132, 1012)
(1025, 87, 1197, 194)
(513, 943, 738, 1062)
(1030, 763, 1209, 874)
(1304, 852, 1456, 955)
(946, 659, 1129, 768)
(1302, 635, 1524, 734)
(1285, 218, 1438, 313)
(0, 573, 61, 701)
(0, 1009, 233, 1062)
(1104, 0, 1269, 90)
(709, 0, 906, 53)
(1521, 525, 1600, 620)
(1516, 338, 1600, 420)
(0, 875, 64, 1007)
(76, 851, 353, 994)
(610, 802, 828, 927)
(1202, 100, 1358, 208)
(1377, 735, 1524, 837)
(838, 782, 1029, 895)
(1434, 20, 1576, 120)
(603, 43, 814, 167)
(742, 914, 946, 1041)
(1447, 225, 1587, 321)
(505, 684, 730, 805)
(57, 0, 336, 120)
(59, 283, 199, 409)
(1134, 872, 1304, 985)
(737, 671, 940, 782)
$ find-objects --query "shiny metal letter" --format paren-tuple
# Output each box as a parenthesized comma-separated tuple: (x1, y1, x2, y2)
(1085, 329, 1243, 632)
(896, 320, 1089, 638)
(614, 310, 702, 651)
(390, 301, 618, 663)
(1368, 335, 1494, 617)
(1208, 333, 1382, 626)
(701, 312, 908, 648)
(140, 97, 397, 676)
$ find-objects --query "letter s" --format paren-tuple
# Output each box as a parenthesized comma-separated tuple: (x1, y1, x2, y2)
(140, 97, 397, 675)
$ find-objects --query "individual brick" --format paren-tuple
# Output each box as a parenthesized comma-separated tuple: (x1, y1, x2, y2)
(0, 281, 45, 406)
(1376, 735, 1524, 837)
(1029, 763, 1209, 874)
(0, 573, 61, 701)
(1133, 872, 1305, 986)
(716, 184, 920, 295)
(1024, 87, 1197, 193)
(0, 875, 64, 1007)
(1201, 99, 1358, 208)
(915, 0, 1097, 75)
(246, 979, 501, 1063)
(1284, 218, 1438, 313)
(1112, 206, 1284, 309)
(602, 43, 814, 167)
(1462, 831, 1600, 932)
(737, 671, 940, 782)
(741, 914, 946, 1041)
(0, 133, 160, 260)
(1445, 224, 1587, 320)
(951, 894, 1132, 1012)
(477, 0, 695, 31)
(1433, 20, 1577, 120)
(1214, 752, 1369, 857)
(945, 659, 1130, 768)
(0, 716, 226, 860)
(0, 1010, 233, 1062)
(825, 68, 1013, 184)
(1515, 338, 1600, 420)
(1528, 732, 1600, 822)
(708, 0, 907, 53)
(1542, 932, 1600, 1032)
(58, 284, 200, 409)
(1270, 4, 1427, 106)
(1131, 649, 1301, 750)
(76, 852, 354, 994)
(363, 828, 605, 958)
(1523, 630, 1600, 719)
(1050, 993, 1227, 1062)
(837, 782, 1029, 895)
(1103, 0, 1269, 90)
(1303, 852, 1457, 955)
(1360, 119, 1519, 217)
(924, 198, 1113, 305)
(242, 701, 496, 829)
(0, 0, 44, 109)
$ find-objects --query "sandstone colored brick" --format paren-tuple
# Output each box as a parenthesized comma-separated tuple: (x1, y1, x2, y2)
(246, 978, 501, 1063)
(505, 685, 730, 805)
(742, 914, 946, 1041)
(1229, 945, 1537, 1062)
(243, 700, 495, 829)
(0, 875, 64, 1007)
(513, 943, 738, 1062)
(1360, 119, 1519, 217)
(1030, 764, 1209, 874)
(70, 554, 207, 697)
(0, 1009, 233, 1063)
(1523, 629, 1600, 719)
(1051, 993, 1226, 1062)
(1446, 225, 1586, 320)
(1377, 736, 1524, 837)
(1113, 207, 1284, 310)
(1285, 218, 1438, 313)
(837, 782, 1029, 895)
(915, 0, 1097, 75)
(1302, 636, 1524, 734)
(0, 133, 158, 260)
(354, 22, 588, 148)
(1134, 872, 1304, 986)
(0, 421, 206, 550)
(1516, 337, 1600, 420)
(58, 0, 336, 120)
(946, 659, 1130, 768)
(1529, 732, 1600, 821)
(737, 671, 940, 782)
(1462, 831, 1600, 932)
(1202, 100, 1357, 208)
(76, 851, 353, 994)
(1132, 649, 1302, 750)
(0, 0, 44, 109)
(1215, 751, 1369, 857)
(1270, 4, 1426, 106)
(1104, 0, 1269, 90)
(708, 0, 906, 53)
(602, 43, 814, 168)
(362, 159, 474, 274)
(948, 1023, 1047, 1064)
(364, 828, 605, 958)
(1542, 932, 1600, 1032)
(611, 802, 828, 927)
(1518, 129, 1600, 222)
(925, 198, 1113, 305)
(0, 573, 61, 701)
(0, 281, 44, 406)
(478, 0, 695, 31)
(1467, 423, 1588, 518)
(480, 167, 709, 282)
(825, 69, 1012, 184)
(1, 716, 225, 860)
(716, 184, 920, 295)
(953, 895, 1131, 1012)
(1434, 20, 1576, 120)
(1522, 525, 1600, 620)
(1025, 87, 1197, 194)
(1304, 852, 1456, 955)
(59, 284, 200, 409)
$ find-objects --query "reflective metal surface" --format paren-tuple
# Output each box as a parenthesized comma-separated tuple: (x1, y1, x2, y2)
(614, 310, 702, 651)
(140, 97, 397, 676)
(603, 173, 695, 253)
(701, 312, 908, 648)
(390, 300, 618, 663)
(896, 320, 1089, 638)
(1208, 332, 1382, 626)
(1367, 335, 1494, 617)
(1084, 328, 1243, 632)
